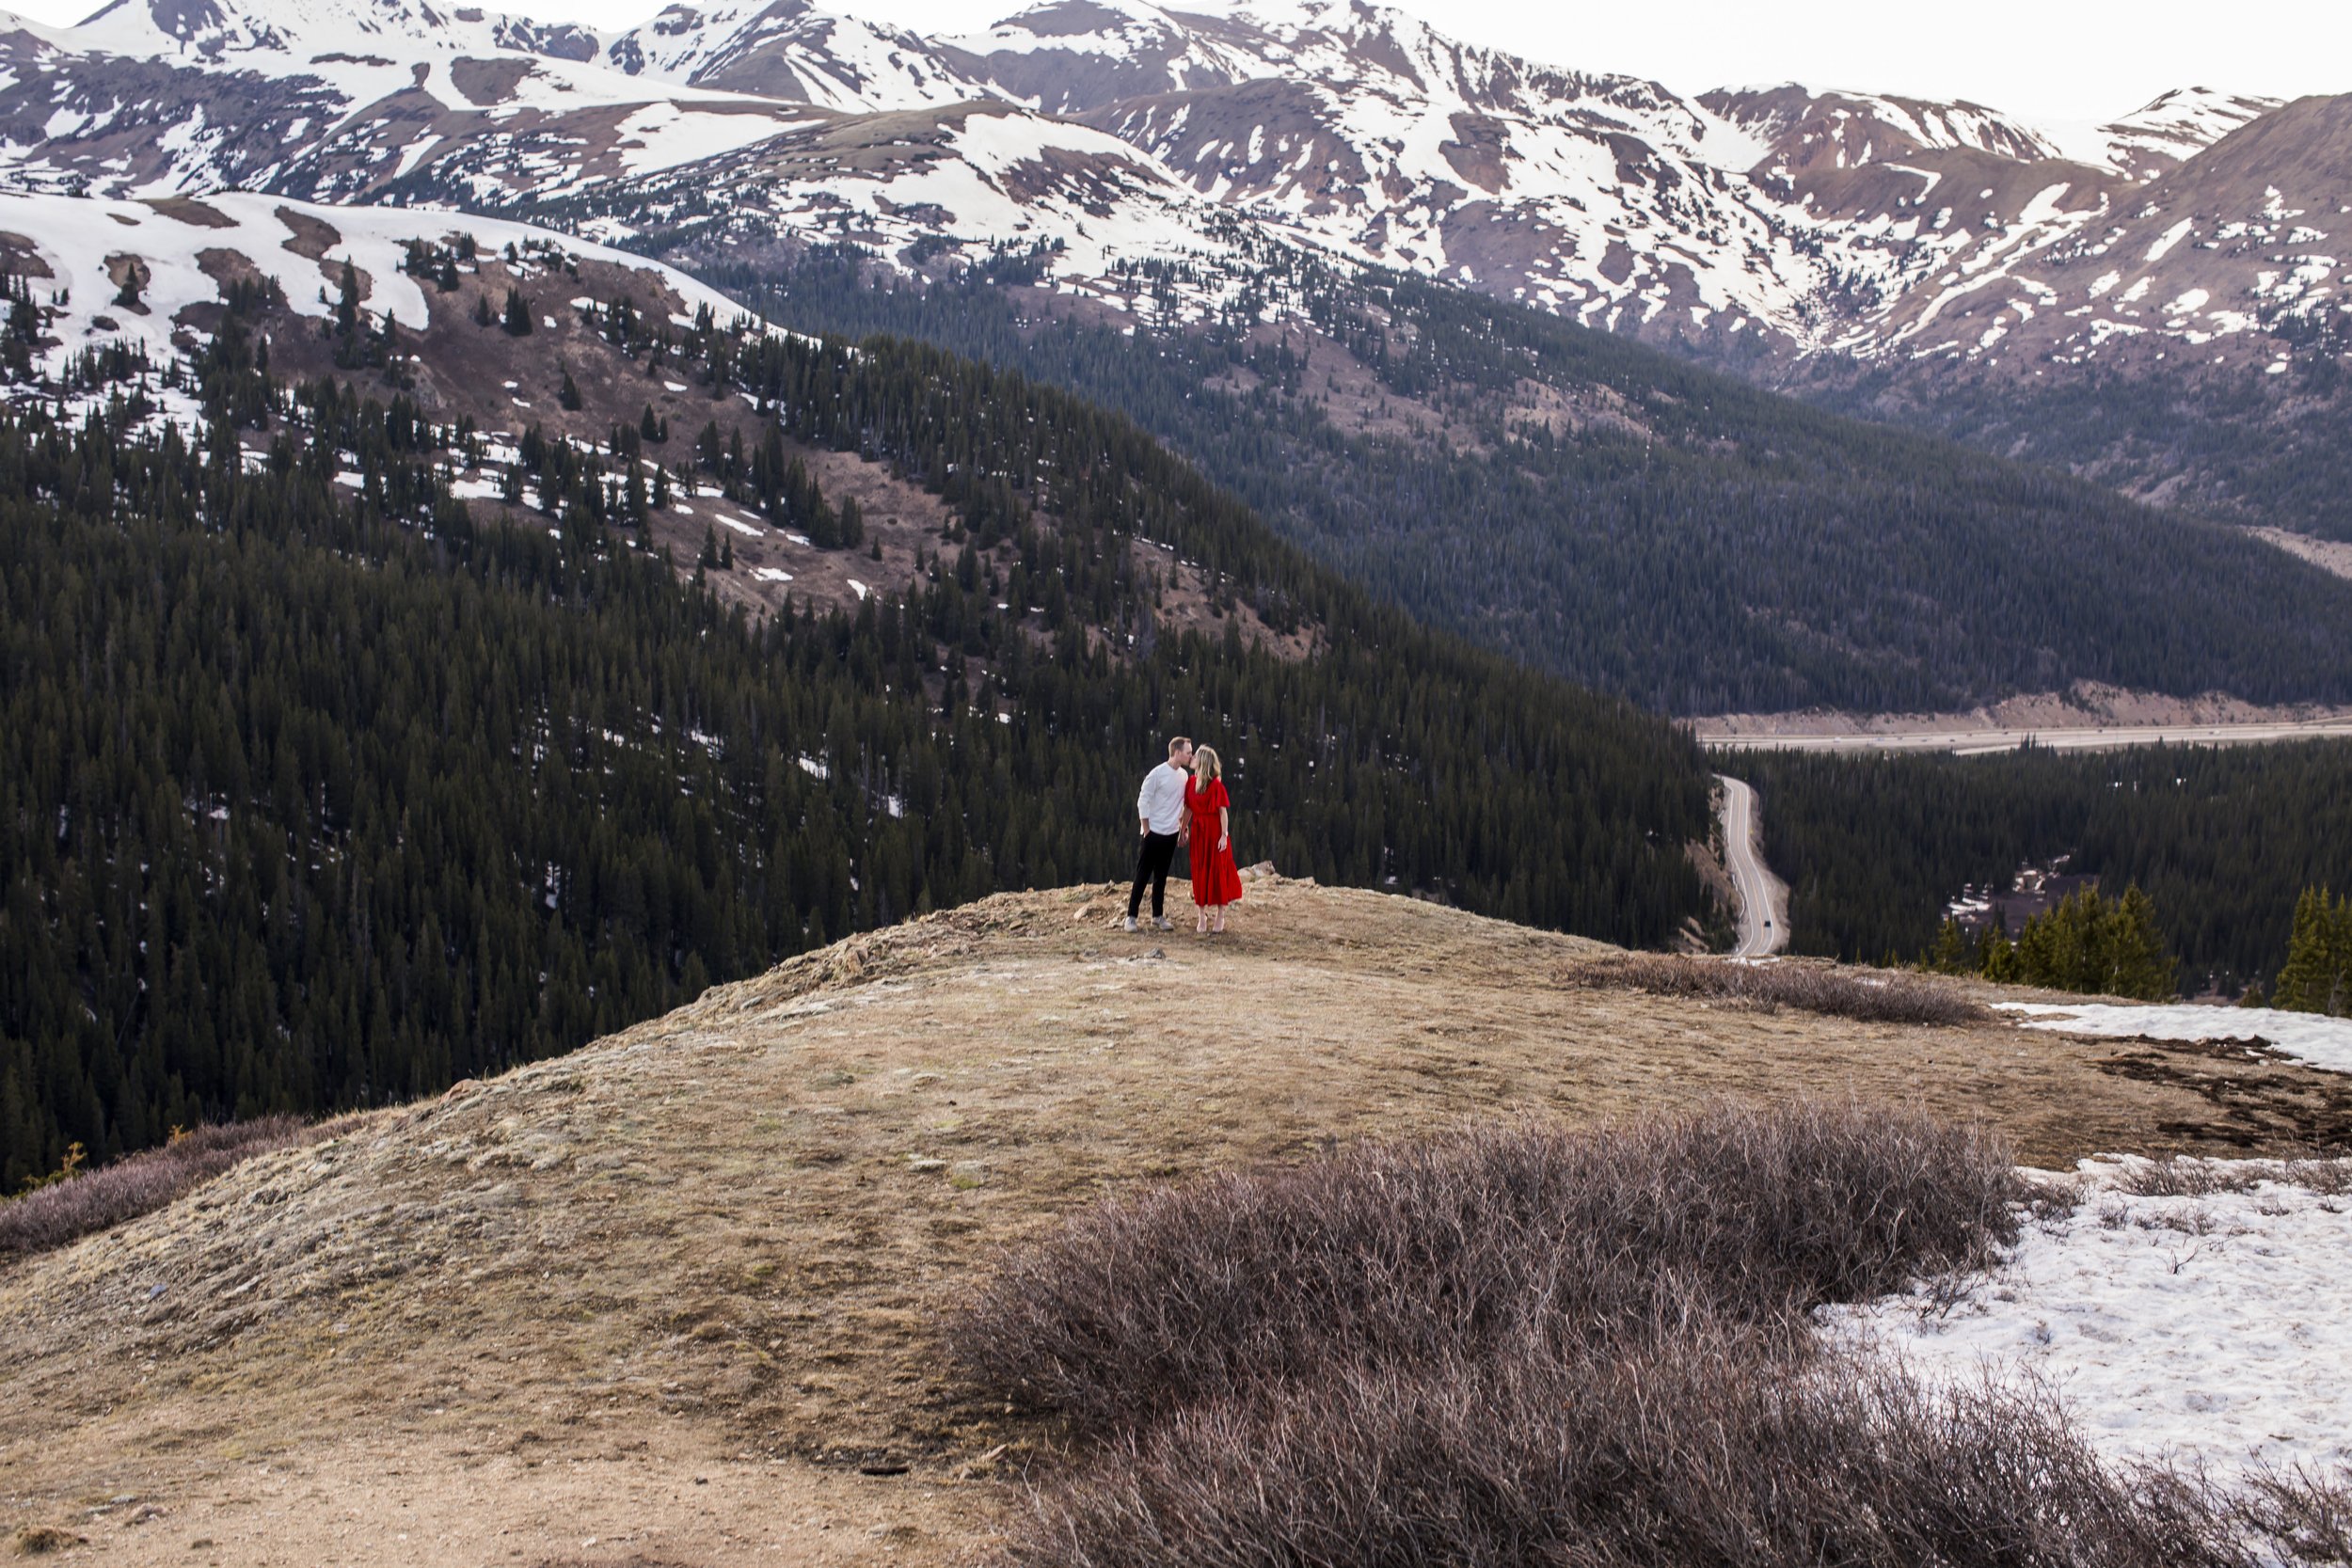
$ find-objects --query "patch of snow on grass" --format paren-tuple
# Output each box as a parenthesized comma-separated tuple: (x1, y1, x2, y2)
(1996, 1001, 2352, 1075)
(1824, 1159, 2352, 1480)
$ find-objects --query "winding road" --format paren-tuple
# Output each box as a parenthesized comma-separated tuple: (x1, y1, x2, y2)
(1716, 775, 1789, 958)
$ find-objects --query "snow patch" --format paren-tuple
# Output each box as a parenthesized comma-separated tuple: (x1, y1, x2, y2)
(1997, 1001, 2352, 1076)
(1827, 1159, 2352, 1481)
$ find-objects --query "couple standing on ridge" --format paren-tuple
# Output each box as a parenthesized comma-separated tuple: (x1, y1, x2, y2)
(1126, 736, 1247, 936)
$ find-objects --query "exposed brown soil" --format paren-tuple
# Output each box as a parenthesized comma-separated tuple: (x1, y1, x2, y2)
(2250, 525, 2352, 582)
(2, 880, 2337, 1565)
(2087, 1036, 2352, 1148)
(1693, 679, 2352, 736)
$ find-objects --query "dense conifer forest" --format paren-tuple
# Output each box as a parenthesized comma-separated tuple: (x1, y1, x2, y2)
(0, 289, 1710, 1188)
(1772, 353, 2352, 544)
(1740, 743, 2352, 991)
(686, 246, 2352, 715)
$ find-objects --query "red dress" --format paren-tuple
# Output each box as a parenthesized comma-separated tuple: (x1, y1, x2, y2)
(1185, 778, 1246, 907)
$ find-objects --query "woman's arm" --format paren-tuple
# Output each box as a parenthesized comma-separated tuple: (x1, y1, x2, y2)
(1218, 805, 1229, 853)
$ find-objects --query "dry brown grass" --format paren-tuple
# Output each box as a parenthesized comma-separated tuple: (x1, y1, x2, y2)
(0, 882, 2341, 1566)
(1566, 952, 1989, 1026)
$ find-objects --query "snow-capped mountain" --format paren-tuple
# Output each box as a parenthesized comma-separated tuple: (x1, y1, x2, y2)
(0, 0, 2337, 381)
(943, 0, 1808, 338)
(604, 0, 981, 109)
(2053, 87, 2287, 182)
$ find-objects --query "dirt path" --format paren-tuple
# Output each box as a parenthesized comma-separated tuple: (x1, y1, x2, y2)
(5, 881, 2339, 1565)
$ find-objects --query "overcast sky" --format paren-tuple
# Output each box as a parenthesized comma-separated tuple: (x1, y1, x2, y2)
(18, 0, 2349, 124)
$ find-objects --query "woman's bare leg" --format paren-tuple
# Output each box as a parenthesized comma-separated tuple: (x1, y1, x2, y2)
(1212, 903, 1227, 934)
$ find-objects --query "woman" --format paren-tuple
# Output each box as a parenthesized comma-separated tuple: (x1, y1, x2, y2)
(1185, 744, 1246, 933)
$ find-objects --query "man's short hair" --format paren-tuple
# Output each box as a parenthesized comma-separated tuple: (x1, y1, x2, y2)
(1168, 736, 1193, 756)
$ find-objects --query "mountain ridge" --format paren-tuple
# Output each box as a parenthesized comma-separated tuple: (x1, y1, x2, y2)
(2, 0, 2327, 380)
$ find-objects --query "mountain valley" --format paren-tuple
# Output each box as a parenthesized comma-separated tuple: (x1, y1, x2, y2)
(3, 5, 2352, 1560)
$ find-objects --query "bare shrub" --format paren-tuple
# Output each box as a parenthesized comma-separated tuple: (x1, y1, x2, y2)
(2282, 1158, 2352, 1196)
(1567, 953, 1990, 1026)
(958, 1103, 2344, 1568)
(2108, 1156, 2352, 1198)
(8, 1524, 89, 1556)
(0, 1117, 312, 1258)
(1008, 1332, 2247, 1568)
(2228, 1463, 2352, 1563)
(952, 1101, 2024, 1435)
(2112, 1157, 2269, 1197)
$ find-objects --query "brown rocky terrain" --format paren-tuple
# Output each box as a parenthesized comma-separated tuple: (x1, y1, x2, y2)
(5, 879, 2343, 1565)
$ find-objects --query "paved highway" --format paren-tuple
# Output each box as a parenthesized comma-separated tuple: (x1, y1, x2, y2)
(1716, 775, 1788, 958)
(1697, 718, 2352, 755)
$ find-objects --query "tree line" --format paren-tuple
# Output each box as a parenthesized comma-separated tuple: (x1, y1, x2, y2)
(1922, 885, 2176, 1000)
(1740, 742, 2352, 994)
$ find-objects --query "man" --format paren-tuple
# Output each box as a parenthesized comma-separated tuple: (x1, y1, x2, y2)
(1126, 735, 1193, 932)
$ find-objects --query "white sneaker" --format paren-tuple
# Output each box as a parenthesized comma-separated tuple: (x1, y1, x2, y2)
(1154, 916, 1175, 931)
(1122, 915, 1139, 932)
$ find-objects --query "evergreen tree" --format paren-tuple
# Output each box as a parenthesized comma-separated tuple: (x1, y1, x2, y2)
(2004, 886, 2174, 1001)
(1977, 921, 2016, 984)
(1925, 918, 1968, 974)
(2275, 887, 2352, 1015)
(335, 260, 360, 340)
(502, 288, 532, 337)
(2103, 885, 2176, 1001)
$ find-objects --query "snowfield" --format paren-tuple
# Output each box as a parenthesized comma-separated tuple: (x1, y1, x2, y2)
(1997, 1001, 2352, 1076)
(1826, 1158, 2352, 1481)
(0, 188, 762, 383)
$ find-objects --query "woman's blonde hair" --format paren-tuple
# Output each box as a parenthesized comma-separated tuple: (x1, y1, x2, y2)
(1191, 744, 1222, 782)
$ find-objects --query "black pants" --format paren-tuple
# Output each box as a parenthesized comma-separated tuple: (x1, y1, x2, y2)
(1130, 832, 1179, 919)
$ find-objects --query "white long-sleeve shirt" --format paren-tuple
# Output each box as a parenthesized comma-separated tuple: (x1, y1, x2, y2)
(1136, 762, 1189, 835)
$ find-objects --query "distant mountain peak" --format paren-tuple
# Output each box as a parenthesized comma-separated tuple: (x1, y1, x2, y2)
(0, 0, 2328, 383)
